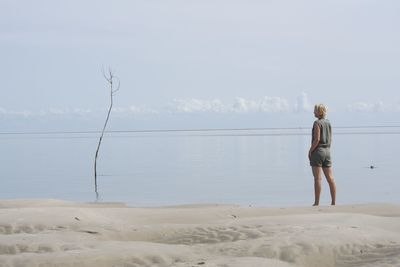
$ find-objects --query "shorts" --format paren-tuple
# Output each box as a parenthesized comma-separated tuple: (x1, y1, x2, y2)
(310, 147, 332, 167)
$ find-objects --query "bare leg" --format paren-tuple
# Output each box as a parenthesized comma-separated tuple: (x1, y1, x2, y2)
(322, 167, 336, 205)
(312, 166, 322, 206)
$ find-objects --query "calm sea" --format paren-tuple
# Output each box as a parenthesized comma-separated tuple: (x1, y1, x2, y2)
(1, 127, 399, 207)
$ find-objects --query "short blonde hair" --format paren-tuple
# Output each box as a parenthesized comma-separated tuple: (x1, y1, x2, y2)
(314, 104, 327, 119)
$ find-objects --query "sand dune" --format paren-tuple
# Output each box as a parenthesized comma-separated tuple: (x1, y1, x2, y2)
(0, 200, 399, 267)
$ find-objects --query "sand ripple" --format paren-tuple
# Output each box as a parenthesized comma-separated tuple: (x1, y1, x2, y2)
(0, 200, 400, 267)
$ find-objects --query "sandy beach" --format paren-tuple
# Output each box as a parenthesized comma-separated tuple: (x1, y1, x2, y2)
(0, 200, 399, 267)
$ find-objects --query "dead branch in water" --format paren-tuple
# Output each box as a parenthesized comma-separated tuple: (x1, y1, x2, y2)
(94, 68, 120, 199)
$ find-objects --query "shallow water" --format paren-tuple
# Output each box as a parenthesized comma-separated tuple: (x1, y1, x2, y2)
(1, 127, 399, 206)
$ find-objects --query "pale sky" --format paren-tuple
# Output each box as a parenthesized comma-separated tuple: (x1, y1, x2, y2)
(1, 0, 400, 129)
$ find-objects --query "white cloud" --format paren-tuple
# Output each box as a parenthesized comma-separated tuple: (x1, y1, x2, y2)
(259, 96, 290, 112)
(129, 106, 157, 114)
(72, 108, 92, 116)
(167, 99, 226, 113)
(295, 92, 312, 112)
(48, 108, 67, 115)
(347, 101, 387, 112)
(8, 94, 400, 122)
(167, 97, 290, 114)
(113, 105, 157, 115)
(232, 98, 258, 113)
(0, 107, 93, 119)
(0, 95, 299, 121)
(232, 97, 289, 113)
(47, 108, 92, 117)
(0, 107, 33, 118)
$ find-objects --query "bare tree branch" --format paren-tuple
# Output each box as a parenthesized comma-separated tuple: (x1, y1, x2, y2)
(94, 68, 119, 200)
(112, 77, 121, 95)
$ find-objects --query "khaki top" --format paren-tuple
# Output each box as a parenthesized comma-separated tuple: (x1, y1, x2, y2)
(312, 118, 332, 148)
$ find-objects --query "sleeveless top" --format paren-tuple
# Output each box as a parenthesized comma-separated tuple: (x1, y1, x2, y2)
(312, 119, 332, 148)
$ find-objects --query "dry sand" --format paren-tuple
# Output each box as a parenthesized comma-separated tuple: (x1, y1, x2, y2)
(0, 199, 400, 267)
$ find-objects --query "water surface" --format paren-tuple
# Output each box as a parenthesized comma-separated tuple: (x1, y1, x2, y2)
(1, 127, 399, 206)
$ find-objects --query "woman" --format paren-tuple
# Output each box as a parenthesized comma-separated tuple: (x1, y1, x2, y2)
(308, 104, 336, 206)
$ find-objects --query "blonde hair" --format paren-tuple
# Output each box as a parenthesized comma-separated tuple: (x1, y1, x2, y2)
(314, 104, 327, 119)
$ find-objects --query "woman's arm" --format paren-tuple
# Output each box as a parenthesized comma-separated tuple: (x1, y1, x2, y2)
(308, 122, 320, 159)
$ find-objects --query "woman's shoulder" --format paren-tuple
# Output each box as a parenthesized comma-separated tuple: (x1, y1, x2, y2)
(318, 118, 331, 127)
(323, 118, 331, 124)
(312, 120, 321, 129)
(314, 118, 330, 126)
